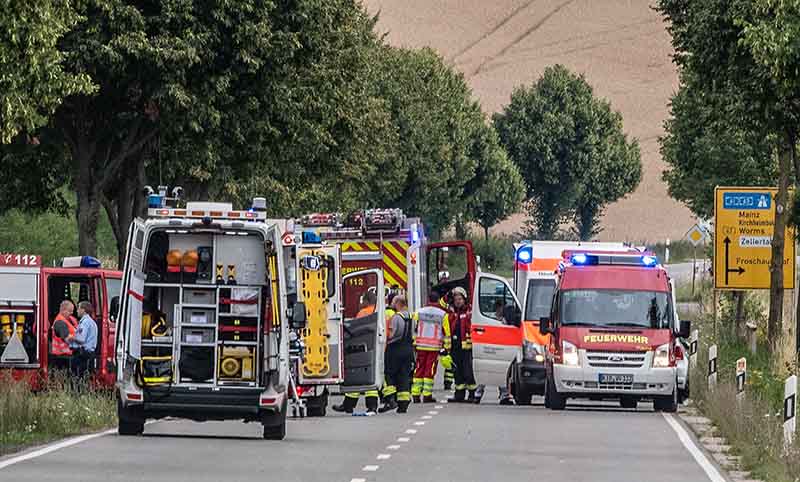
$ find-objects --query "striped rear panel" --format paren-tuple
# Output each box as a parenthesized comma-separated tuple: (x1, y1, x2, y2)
(341, 240, 409, 289)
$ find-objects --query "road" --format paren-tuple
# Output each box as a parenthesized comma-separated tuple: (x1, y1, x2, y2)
(666, 261, 710, 283)
(0, 392, 724, 482)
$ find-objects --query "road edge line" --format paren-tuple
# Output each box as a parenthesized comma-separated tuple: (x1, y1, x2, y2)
(662, 413, 728, 482)
(0, 428, 116, 470)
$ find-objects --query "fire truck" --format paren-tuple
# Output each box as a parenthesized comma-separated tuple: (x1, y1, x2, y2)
(0, 254, 122, 388)
(280, 209, 521, 413)
(506, 241, 626, 404)
(539, 250, 691, 411)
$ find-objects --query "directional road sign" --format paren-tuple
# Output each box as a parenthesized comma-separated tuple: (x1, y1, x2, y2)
(714, 187, 795, 290)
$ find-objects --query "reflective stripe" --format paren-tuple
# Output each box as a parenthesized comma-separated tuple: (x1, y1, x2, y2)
(411, 378, 423, 396)
(422, 379, 434, 396)
(383, 385, 397, 396)
(415, 306, 446, 349)
(397, 392, 411, 402)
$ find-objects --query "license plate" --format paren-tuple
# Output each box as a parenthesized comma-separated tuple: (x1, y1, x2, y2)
(599, 373, 633, 384)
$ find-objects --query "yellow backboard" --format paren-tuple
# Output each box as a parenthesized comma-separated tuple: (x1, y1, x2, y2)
(714, 187, 795, 290)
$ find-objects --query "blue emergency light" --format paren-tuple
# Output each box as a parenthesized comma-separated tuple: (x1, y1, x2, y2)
(147, 195, 163, 209)
(302, 231, 322, 243)
(516, 246, 533, 263)
(571, 253, 589, 265)
(569, 252, 659, 268)
(61, 256, 102, 268)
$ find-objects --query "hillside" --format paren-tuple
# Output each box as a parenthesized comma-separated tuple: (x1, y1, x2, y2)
(362, 0, 694, 242)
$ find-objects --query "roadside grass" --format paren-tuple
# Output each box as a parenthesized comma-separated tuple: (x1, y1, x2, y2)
(675, 278, 712, 303)
(0, 373, 116, 456)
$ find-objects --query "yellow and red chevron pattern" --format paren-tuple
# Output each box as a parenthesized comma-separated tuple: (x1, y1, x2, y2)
(341, 240, 409, 289)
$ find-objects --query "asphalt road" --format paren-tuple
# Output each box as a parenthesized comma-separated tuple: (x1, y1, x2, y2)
(0, 392, 723, 482)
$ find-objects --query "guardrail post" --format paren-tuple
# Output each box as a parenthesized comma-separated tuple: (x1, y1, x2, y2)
(708, 344, 718, 391)
(785, 375, 797, 451)
(735, 357, 746, 403)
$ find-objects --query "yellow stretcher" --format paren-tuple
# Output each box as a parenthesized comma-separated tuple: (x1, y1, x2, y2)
(299, 249, 331, 377)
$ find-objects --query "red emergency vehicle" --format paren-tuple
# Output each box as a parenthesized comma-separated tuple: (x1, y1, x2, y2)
(0, 254, 122, 388)
(539, 250, 691, 411)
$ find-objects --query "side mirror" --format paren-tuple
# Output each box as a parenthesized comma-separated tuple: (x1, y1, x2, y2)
(503, 305, 521, 327)
(677, 319, 691, 339)
(290, 301, 307, 329)
(539, 317, 552, 335)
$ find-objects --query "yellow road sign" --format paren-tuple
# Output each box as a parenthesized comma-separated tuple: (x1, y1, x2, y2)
(714, 187, 795, 290)
(686, 224, 707, 246)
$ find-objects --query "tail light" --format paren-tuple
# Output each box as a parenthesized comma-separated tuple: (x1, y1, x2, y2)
(675, 343, 684, 360)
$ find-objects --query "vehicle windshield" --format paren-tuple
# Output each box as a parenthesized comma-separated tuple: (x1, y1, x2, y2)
(524, 279, 555, 321)
(560, 289, 672, 329)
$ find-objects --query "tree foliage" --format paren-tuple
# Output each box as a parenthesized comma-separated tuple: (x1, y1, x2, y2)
(493, 65, 641, 240)
(0, 0, 94, 144)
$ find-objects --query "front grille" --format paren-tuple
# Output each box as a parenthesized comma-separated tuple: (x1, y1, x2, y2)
(587, 350, 647, 369)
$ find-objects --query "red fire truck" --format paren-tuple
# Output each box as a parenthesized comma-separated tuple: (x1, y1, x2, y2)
(539, 250, 691, 411)
(0, 254, 122, 388)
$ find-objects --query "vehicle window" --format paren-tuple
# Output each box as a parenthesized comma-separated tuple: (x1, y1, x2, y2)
(106, 278, 122, 322)
(343, 271, 380, 319)
(428, 246, 468, 286)
(560, 289, 672, 329)
(479, 277, 516, 324)
(525, 279, 556, 321)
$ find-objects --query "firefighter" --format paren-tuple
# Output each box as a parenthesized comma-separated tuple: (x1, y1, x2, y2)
(49, 300, 77, 372)
(378, 296, 414, 414)
(447, 287, 481, 404)
(411, 290, 451, 403)
(438, 294, 455, 390)
(333, 291, 380, 414)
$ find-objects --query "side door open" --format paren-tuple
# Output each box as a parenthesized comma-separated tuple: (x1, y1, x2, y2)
(340, 268, 386, 392)
(116, 219, 146, 382)
(471, 272, 523, 387)
(426, 241, 477, 304)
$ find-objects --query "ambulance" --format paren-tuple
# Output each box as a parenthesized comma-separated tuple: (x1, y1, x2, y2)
(280, 209, 521, 413)
(115, 196, 305, 439)
(0, 254, 121, 388)
(539, 250, 691, 411)
(506, 241, 626, 403)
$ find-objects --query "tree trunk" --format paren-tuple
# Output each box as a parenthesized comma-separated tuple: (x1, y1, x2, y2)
(576, 203, 600, 241)
(454, 215, 468, 240)
(768, 139, 792, 351)
(104, 156, 147, 269)
(483, 224, 490, 241)
(734, 291, 746, 341)
(76, 179, 101, 257)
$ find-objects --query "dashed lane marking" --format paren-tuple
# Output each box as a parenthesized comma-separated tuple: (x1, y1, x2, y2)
(405, 429, 418, 434)
(377, 454, 391, 460)
(414, 421, 426, 426)
(350, 479, 366, 482)
(398, 437, 411, 442)
(387, 445, 401, 450)
(362, 465, 380, 472)
(421, 415, 432, 420)
(428, 411, 439, 415)
(434, 405, 444, 409)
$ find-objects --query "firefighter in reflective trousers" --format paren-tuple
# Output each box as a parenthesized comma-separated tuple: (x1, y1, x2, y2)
(448, 287, 481, 403)
(412, 290, 451, 403)
(379, 296, 414, 413)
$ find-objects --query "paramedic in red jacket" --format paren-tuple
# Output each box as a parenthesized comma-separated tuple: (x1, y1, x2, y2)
(447, 287, 480, 403)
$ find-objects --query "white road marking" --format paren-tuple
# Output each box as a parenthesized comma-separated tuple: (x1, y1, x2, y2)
(398, 437, 411, 442)
(405, 429, 417, 434)
(434, 405, 444, 409)
(377, 454, 391, 460)
(363, 465, 380, 472)
(421, 415, 432, 420)
(350, 479, 366, 482)
(0, 428, 114, 470)
(387, 445, 401, 450)
(428, 410, 439, 415)
(414, 421, 426, 426)
(662, 413, 726, 482)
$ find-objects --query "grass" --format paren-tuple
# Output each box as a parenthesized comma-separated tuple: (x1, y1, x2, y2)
(0, 373, 117, 456)
(675, 278, 712, 303)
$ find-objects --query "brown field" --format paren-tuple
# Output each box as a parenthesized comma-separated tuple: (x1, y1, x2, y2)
(362, 0, 694, 242)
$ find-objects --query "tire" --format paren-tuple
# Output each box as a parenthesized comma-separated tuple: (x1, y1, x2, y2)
(117, 398, 144, 436)
(306, 389, 328, 417)
(546, 373, 566, 411)
(262, 399, 288, 440)
(509, 363, 533, 405)
(619, 396, 638, 409)
(654, 381, 678, 413)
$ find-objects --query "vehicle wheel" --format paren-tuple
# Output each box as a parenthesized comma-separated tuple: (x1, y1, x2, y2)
(510, 363, 533, 405)
(263, 399, 288, 440)
(619, 396, 638, 409)
(546, 373, 566, 410)
(306, 389, 328, 417)
(117, 398, 144, 436)
(654, 381, 678, 413)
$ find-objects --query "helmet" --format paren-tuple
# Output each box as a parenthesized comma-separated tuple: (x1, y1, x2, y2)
(452, 287, 467, 299)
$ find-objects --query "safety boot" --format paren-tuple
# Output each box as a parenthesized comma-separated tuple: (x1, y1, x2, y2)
(365, 396, 379, 415)
(468, 385, 485, 404)
(378, 395, 398, 413)
(412, 395, 421, 404)
(332, 396, 357, 414)
(423, 395, 437, 403)
(448, 389, 466, 403)
(443, 381, 453, 390)
(397, 400, 410, 414)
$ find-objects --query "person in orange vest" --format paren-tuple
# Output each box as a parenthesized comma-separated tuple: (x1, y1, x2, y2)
(50, 300, 77, 371)
(411, 289, 451, 403)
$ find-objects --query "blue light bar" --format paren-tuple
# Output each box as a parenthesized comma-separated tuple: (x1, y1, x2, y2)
(641, 255, 658, 267)
(571, 253, 589, 265)
(516, 246, 533, 263)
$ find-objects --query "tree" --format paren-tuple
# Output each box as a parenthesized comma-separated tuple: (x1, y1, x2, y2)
(657, 0, 799, 350)
(0, 0, 94, 144)
(461, 124, 525, 240)
(493, 65, 641, 240)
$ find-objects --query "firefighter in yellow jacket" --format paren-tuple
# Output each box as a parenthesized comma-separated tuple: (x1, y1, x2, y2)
(411, 290, 451, 403)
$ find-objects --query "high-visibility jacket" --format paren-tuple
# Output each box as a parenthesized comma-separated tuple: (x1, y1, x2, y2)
(356, 305, 376, 318)
(448, 305, 473, 350)
(50, 313, 77, 357)
(385, 308, 396, 340)
(414, 304, 451, 351)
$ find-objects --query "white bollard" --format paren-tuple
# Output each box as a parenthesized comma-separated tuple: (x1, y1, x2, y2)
(689, 329, 699, 367)
(665, 238, 670, 264)
(735, 357, 746, 403)
(785, 375, 797, 451)
(708, 344, 718, 390)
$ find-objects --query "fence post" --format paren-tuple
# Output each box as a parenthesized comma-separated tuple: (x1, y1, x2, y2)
(735, 357, 746, 403)
(689, 329, 699, 368)
(785, 375, 797, 451)
(708, 344, 718, 390)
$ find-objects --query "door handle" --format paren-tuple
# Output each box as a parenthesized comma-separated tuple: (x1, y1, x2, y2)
(473, 327, 485, 334)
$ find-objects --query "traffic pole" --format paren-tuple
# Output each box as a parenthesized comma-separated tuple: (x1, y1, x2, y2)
(735, 357, 746, 404)
(708, 344, 718, 391)
(784, 375, 797, 452)
(692, 245, 697, 296)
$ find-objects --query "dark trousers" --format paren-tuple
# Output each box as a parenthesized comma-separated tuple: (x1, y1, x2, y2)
(384, 344, 414, 399)
(70, 349, 95, 379)
(452, 347, 476, 390)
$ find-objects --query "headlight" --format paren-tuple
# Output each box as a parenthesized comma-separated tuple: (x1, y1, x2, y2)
(561, 340, 580, 367)
(523, 340, 545, 362)
(652, 343, 671, 368)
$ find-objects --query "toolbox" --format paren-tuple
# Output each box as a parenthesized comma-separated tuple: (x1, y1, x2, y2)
(218, 346, 255, 381)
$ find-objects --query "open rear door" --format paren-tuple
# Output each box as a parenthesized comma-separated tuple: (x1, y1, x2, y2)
(116, 219, 145, 380)
(340, 269, 386, 392)
(426, 241, 476, 304)
(470, 272, 523, 387)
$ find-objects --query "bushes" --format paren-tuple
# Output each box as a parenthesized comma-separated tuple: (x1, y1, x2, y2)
(0, 373, 116, 455)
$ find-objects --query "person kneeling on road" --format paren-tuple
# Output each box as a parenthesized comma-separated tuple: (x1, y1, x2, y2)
(379, 296, 414, 414)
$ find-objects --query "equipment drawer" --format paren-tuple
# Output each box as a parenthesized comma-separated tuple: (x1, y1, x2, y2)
(183, 289, 216, 305)
(181, 327, 215, 344)
(182, 308, 215, 325)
